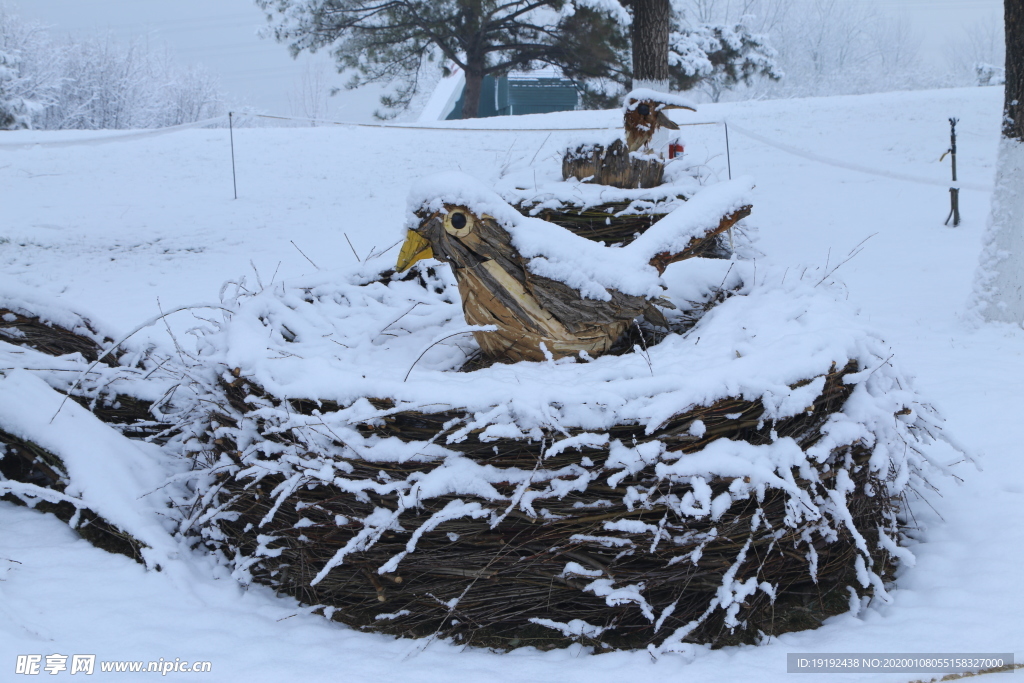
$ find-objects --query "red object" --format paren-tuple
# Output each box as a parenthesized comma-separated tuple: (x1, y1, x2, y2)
(668, 143, 685, 159)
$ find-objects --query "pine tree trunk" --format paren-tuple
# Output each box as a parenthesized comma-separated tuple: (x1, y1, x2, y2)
(972, 0, 1024, 323)
(1004, 0, 1024, 142)
(461, 22, 486, 119)
(630, 0, 671, 90)
(461, 68, 485, 119)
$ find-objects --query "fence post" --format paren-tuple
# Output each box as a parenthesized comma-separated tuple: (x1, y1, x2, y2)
(944, 117, 959, 226)
(723, 120, 732, 180)
(229, 111, 238, 200)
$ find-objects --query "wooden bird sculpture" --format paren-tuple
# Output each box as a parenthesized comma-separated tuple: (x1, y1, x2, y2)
(624, 90, 696, 153)
(563, 89, 698, 188)
(397, 173, 752, 364)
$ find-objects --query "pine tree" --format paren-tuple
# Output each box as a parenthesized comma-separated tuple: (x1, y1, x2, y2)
(568, 7, 780, 108)
(255, 0, 630, 119)
(669, 22, 782, 101)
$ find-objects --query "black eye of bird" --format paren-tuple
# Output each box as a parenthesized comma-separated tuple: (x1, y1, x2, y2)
(637, 103, 650, 116)
(450, 212, 467, 230)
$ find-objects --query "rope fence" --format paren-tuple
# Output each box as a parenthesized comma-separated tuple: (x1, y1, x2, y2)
(0, 110, 992, 194)
(724, 121, 991, 192)
(0, 115, 229, 150)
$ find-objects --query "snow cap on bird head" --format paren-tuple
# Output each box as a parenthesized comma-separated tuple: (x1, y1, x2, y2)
(406, 171, 523, 231)
(623, 88, 698, 114)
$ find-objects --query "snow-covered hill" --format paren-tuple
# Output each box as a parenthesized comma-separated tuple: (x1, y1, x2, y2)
(1, 86, 1021, 682)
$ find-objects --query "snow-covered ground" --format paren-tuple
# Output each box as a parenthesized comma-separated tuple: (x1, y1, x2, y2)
(1, 85, 1021, 682)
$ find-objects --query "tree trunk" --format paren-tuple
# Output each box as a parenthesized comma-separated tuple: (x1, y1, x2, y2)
(461, 68, 485, 119)
(1004, 0, 1024, 142)
(972, 0, 1024, 323)
(630, 0, 671, 91)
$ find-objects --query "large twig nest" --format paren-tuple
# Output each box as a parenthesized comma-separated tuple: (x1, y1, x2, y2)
(179, 256, 957, 652)
(0, 295, 188, 561)
(498, 176, 753, 261)
(0, 296, 179, 437)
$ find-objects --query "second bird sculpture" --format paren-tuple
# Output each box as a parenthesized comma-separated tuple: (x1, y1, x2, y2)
(562, 89, 698, 188)
(397, 173, 752, 364)
(623, 90, 696, 153)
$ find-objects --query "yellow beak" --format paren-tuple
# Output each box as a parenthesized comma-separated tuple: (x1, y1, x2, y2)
(396, 230, 433, 272)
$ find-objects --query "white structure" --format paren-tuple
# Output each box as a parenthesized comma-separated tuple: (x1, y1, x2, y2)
(417, 66, 465, 122)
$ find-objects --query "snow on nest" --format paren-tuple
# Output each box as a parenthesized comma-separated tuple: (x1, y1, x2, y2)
(407, 171, 753, 300)
(0, 292, 184, 405)
(0, 293, 193, 566)
(191, 256, 958, 498)
(495, 173, 703, 214)
(0, 287, 114, 350)
(0, 371, 184, 567)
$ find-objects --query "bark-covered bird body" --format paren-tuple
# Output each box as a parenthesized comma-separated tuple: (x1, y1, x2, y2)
(399, 172, 753, 364)
(623, 88, 697, 153)
(410, 208, 651, 362)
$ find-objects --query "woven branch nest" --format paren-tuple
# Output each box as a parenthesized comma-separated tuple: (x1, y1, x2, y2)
(180, 261, 945, 653)
(0, 308, 119, 366)
(0, 426, 146, 561)
(504, 177, 738, 255)
(510, 199, 735, 258)
(514, 199, 668, 247)
(0, 249, 952, 655)
(0, 305, 179, 561)
(0, 307, 166, 437)
(197, 360, 889, 651)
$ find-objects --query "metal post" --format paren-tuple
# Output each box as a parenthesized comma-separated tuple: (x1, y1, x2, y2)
(229, 111, 238, 200)
(945, 117, 959, 226)
(723, 121, 734, 250)
(723, 120, 733, 180)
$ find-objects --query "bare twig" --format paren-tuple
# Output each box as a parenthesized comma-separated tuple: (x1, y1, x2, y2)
(403, 329, 489, 382)
(344, 233, 361, 262)
(377, 303, 421, 338)
(815, 233, 877, 287)
(290, 240, 320, 270)
(365, 239, 402, 263)
(50, 303, 231, 422)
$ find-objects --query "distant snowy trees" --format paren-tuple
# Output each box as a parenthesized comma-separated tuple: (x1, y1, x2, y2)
(0, 47, 30, 129)
(972, 0, 1024, 324)
(0, 9, 48, 130)
(604, 0, 1006, 104)
(946, 13, 1006, 87)
(674, 0, 931, 101)
(0, 8, 224, 130)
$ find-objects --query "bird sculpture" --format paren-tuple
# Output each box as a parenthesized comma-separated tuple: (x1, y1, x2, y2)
(563, 90, 698, 188)
(623, 90, 696, 153)
(397, 173, 752, 363)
